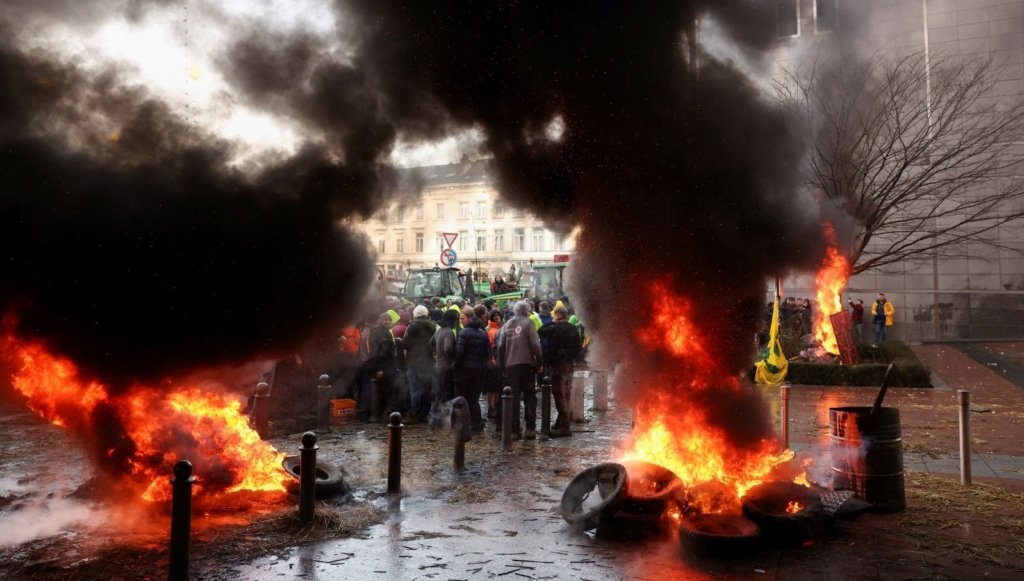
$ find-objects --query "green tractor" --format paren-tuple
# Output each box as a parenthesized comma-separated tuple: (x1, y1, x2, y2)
(402, 266, 474, 305)
(519, 263, 568, 305)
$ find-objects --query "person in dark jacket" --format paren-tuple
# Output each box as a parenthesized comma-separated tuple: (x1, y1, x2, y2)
(360, 312, 399, 419)
(538, 306, 581, 437)
(454, 306, 489, 431)
(429, 309, 459, 422)
(402, 305, 438, 423)
(497, 300, 542, 439)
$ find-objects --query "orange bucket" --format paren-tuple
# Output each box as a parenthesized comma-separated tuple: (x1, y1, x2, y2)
(331, 399, 356, 424)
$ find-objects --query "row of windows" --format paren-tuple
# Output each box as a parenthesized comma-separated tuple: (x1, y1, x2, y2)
(374, 229, 569, 255)
(777, 0, 837, 38)
(378, 200, 527, 223)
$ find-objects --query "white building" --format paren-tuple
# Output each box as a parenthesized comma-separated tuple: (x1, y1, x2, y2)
(352, 160, 576, 280)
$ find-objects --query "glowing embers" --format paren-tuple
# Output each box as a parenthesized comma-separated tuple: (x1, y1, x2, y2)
(812, 222, 851, 355)
(2, 333, 289, 503)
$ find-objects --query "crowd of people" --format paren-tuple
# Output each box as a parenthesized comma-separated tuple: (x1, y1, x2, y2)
(763, 293, 896, 350)
(334, 295, 586, 440)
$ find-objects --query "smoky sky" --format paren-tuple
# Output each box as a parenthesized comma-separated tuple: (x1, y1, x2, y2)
(2, 0, 829, 409)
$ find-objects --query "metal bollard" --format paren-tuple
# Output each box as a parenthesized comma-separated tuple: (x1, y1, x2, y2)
(540, 376, 552, 439)
(168, 460, 195, 581)
(299, 431, 318, 523)
(958, 390, 972, 485)
(593, 370, 608, 411)
(571, 373, 585, 423)
(387, 412, 403, 494)
(780, 384, 789, 450)
(501, 386, 513, 450)
(316, 374, 332, 433)
(252, 381, 271, 439)
(369, 376, 384, 423)
(452, 407, 466, 471)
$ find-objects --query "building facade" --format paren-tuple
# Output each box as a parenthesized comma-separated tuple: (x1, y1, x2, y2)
(352, 160, 576, 280)
(773, 0, 1024, 341)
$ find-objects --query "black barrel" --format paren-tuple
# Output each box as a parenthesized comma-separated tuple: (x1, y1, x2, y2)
(829, 406, 906, 512)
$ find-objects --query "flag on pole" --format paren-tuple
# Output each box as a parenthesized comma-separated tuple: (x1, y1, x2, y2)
(755, 295, 788, 385)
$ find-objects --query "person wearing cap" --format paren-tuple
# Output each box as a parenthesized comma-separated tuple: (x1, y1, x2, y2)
(538, 306, 582, 437)
(402, 305, 438, 423)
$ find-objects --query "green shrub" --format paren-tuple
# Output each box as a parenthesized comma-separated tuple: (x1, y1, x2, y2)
(749, 340, 931, 387)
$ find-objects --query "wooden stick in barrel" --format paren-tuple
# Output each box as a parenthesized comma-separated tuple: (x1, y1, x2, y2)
(871, 362, 897, 414)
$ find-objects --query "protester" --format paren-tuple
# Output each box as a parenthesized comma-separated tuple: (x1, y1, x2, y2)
(454, 306, 489, 432)
(359, 312, 399, 420)
(429, 309, 459, 424)
(848, 298, 865, 344)
(484, 309, 505, 419)
(497, 300, 542, 439)
(871, 293, 895, 346)
(401, 305, 437, 423)
(538, 306, 581, 437)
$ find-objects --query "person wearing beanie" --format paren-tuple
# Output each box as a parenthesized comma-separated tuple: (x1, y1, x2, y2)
(402, 304, 438, 422)
(538, 306, 581, 437)
(454, 305, 489, 432)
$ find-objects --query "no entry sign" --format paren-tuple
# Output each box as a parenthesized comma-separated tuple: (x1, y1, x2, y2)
(440, 248, 458, 266)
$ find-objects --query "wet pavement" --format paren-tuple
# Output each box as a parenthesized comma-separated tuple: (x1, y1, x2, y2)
(2, 343, 1024, 579)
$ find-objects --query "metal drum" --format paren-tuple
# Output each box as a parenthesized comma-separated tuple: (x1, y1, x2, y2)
(829, 406, 906, 512)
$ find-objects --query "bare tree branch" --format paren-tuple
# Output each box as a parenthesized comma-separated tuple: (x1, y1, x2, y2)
(780, 51, 1024, 276)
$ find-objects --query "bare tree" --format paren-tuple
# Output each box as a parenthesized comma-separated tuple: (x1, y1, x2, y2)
(778, 51, 1024, 275)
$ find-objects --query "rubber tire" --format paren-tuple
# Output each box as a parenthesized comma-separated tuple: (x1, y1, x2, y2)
(679, 514, 760, 559)
(560, 462, 629, 530)
(741, 481, 825, 548)
(616, 461, 684, 516)
(281, 455, 347, 497)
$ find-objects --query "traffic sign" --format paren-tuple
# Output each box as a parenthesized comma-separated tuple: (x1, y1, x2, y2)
(440, 248, 458, 267)
(443, 232, 458, 248)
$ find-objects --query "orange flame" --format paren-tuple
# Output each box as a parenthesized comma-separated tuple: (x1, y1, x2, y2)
(786, 500, 803, 514)
(813, 223, 851, 355)
(3, 332, 288, 503)
(620, 282, 798, 514)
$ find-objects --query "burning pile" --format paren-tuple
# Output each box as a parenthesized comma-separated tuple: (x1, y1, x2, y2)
(2, 328, 289, 504)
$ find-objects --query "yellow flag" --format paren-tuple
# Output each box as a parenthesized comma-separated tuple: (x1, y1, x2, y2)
(755, 297, 788, 385)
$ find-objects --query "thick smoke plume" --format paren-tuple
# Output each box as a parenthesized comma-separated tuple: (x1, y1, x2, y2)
(2, 2, 832, 454)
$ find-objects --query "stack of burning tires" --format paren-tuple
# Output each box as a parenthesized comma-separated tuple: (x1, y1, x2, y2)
(561, 462, 830, 558)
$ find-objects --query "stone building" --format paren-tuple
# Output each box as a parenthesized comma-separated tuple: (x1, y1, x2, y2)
(352, 160, 575, 280)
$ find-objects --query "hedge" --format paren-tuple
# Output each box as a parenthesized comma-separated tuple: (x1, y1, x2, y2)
(749, 340, 932, 387)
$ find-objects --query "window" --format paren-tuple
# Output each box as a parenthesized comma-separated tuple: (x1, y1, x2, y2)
(415, 232, 424, 252)
(396, 238, 404, 254)
(396, 206, 405, 222)
(555, 232, 567, 251)
(459, 202, 470, 219)
(815, 0, 836, 33)
(458, 230, 468, 252)
(415, 204, 424, 220)
(381, 206, 389, 223)
(377, 239, 386, 254)
(494, 229, 505, 251)
(437, 233, 445, 251)
(532, 228, 545, 251)
(476, 201, 487, 219)
(476, 232, 486, 252)
(513, 207, 525, 218)
(435, 203, 445, 220)
(513, 228, 525, 251)
(776, 0, 799, 37)
(494, 200, 505, 218)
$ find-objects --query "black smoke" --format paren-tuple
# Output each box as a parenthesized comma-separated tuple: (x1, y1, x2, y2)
(1, 0, 831, 456)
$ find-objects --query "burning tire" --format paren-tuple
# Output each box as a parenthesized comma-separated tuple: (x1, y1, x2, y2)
(281, 455, 347, 497)
(616, 461, 684, 516)
(741, 481, 825, 548)
(560, 462, 628, 530)
(679, 514, 760, 559)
